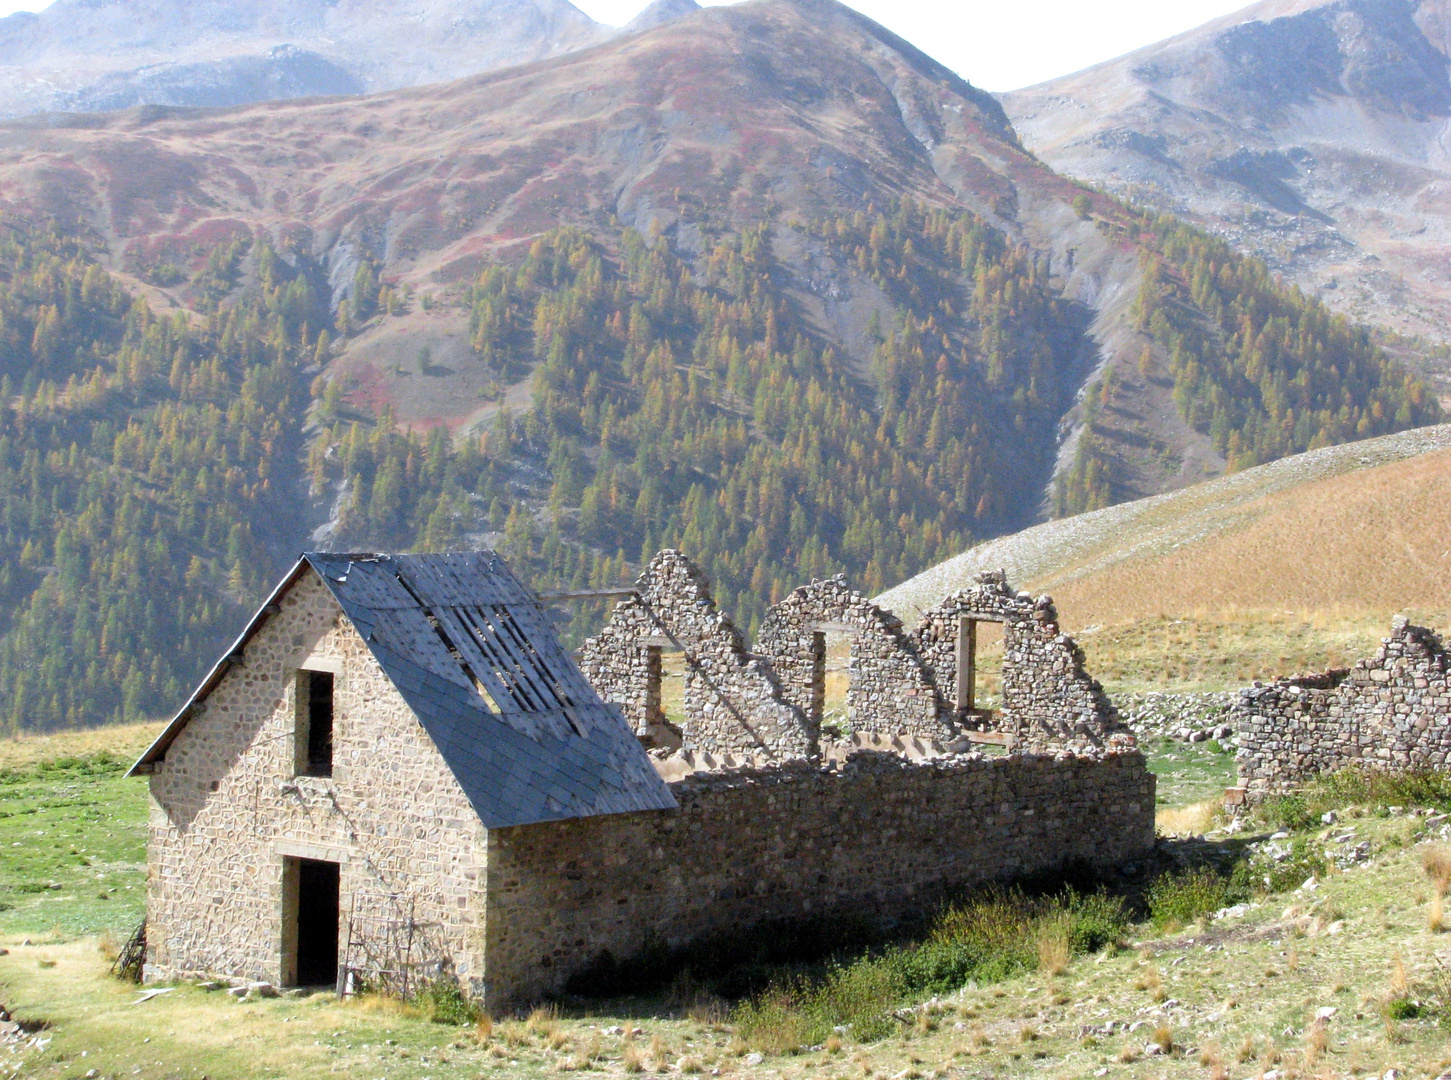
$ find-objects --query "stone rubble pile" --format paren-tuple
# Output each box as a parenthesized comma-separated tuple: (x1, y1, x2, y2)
(1116, 691, 1236, 744)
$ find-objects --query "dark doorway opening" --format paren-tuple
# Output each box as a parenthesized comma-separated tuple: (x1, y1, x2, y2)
(295, 859, 340, 988)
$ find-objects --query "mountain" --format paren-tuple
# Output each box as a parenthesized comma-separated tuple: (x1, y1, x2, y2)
(1003, 0, 1451, 384)
(0, 0, 1437, 730)
(0, 0, 612, 119)
(878, 422, 1451, 690)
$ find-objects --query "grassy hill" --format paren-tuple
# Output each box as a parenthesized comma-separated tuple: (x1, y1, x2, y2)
(879, 424, 1451, 692)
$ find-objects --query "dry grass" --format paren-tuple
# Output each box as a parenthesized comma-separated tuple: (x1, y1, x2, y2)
(1156, 799, 1220, 837)
(883, 440, 1451, 694)
(1423, 845, 1451, 893)
(1036, 919, 1070, 976)
(0, 720, 163, 771)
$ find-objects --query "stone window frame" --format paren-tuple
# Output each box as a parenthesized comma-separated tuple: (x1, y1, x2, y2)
(294, 657, 343, 779)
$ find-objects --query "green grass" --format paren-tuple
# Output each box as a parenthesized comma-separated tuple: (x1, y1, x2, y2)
(0, 751, 146, 939)
(1144, 736, 1239, 807)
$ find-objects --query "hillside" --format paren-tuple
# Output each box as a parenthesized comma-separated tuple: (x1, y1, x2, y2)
(0, 0, 1439, 730)
(0, 0, 618, 118)
(1003, 0, 1451, 372)
(880, 423, 1451, 689)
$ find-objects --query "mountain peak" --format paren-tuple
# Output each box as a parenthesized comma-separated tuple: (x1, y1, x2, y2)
(624, 0, 700, 33)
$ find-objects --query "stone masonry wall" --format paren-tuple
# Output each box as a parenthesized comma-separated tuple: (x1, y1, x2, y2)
(579, 552, 810, 759)
(756, 577, 954, 744)
(1235, 617, 1451, 796)
(584, 555, 1132, 762)
(145, 570, 489, 993)
(484, 749, 1155, 1007)
(915, 571, 1130, 754)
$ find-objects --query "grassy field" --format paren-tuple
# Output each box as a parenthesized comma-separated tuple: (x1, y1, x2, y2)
(1, 727, 1450, 1079)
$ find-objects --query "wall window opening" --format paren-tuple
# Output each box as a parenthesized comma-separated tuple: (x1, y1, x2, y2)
(297, 670, 334, 778)
(956, 617, 1004, 721)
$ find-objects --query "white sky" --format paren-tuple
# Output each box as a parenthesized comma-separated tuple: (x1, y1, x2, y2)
(577, 0, 1260, 91)
(0, 0, 1260, 92)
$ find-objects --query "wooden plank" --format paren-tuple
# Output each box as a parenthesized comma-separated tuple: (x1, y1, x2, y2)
(536, 587, 641, 602)
(965, 731, 1014, 746)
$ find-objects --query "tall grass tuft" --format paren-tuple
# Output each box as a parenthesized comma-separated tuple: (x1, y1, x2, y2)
(731, 888, 1127, 1051)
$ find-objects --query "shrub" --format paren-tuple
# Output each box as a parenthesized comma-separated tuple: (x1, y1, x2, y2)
(1147, 868, 1231, 928)
(413, 979, 479, 1025)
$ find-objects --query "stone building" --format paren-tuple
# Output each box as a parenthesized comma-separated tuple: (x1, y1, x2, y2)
(133, 550, 1153, 1008)
(1232, 616, 1451, 798)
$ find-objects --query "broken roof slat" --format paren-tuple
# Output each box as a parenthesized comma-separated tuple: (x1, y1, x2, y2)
(461, 604, 570, 715)
(497, 601, 606, 710)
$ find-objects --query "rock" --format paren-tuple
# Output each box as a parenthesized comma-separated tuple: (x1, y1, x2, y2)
(226, 985, 248, 998)
(1300, 877, 1319, 891)
(605, 1025, 624, 1036)
(1143, 1042, 1163, 1056)
(246, 982, 278, 998)
(744, 1053, 764, 1066)
(1320, 811, 1337, 824)
(1314, 1006, 1336, 1020)
(197, 981, 223, 991)
(1270, 830, 1290, 840)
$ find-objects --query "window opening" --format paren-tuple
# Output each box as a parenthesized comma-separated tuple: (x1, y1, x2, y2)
(297, 670, 334, 778)
(956, 617, 1004, 720)
(820, 627, 855, 736)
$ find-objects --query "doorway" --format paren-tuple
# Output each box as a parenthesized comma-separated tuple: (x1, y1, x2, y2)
(286, 858, 340, 988)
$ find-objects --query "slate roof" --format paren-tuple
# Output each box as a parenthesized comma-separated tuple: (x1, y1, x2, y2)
(130, 551, 677, 828)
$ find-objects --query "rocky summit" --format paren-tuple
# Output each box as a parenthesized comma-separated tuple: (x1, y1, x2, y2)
(1004, 0, 1451, 366)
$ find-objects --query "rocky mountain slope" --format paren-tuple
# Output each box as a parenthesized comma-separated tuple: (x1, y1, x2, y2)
(0, 0, 624, 118)
(1004, 0, 1451, 381)
(0, 0, 1438, 729)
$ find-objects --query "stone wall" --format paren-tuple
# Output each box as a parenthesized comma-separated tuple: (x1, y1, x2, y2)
(914, 571, 1130, 754)
(144, 570, 489, 993)
(1234, 617, 1451, 796)
(578, 552, 809, 759)
(484, 748, 1155, 1007)
(756, 577, 952, 744)
(583, 556, 1132, 761)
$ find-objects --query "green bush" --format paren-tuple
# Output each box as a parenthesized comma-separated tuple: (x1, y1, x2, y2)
(1254, 769, 1451, 832)
(1386, 998, 1423, 1020)
(412, 979, 479, 1025)
(1147, 868, 1231, 928)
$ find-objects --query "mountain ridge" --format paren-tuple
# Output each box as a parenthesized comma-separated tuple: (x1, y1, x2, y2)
(0, 0, 616, 119)
(1003, 0, 1451, 374)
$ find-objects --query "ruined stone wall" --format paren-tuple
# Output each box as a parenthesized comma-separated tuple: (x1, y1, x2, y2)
(144, 571, 489, 993)
(484, 749, 1155, 1007)
(1235, 618, 1451, 796)
(756, 578, 953, 744)
(915, 571, 1128, 754)
(579, 552, 810, 759)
